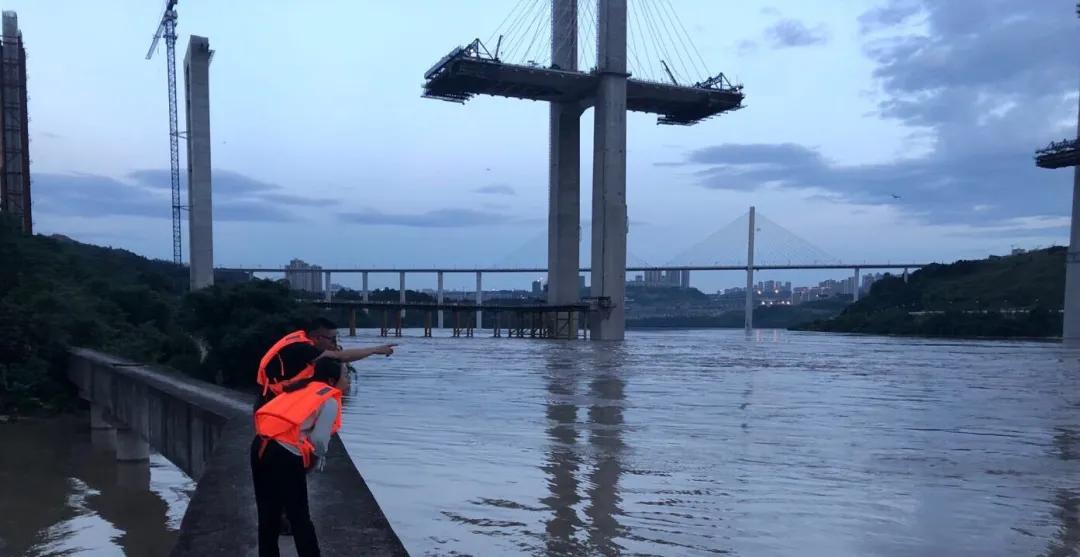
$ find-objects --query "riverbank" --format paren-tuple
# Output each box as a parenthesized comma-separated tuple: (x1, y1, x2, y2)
(797, 247, 1065, 338)
(0, 218, 322, 415)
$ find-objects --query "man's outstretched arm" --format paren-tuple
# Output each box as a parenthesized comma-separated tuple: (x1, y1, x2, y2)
(320, 344, 396, 363)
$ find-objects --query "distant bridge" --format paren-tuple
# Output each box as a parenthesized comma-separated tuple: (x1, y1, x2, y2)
(220, 208, 932, 334)
(223, 263, 927, 274)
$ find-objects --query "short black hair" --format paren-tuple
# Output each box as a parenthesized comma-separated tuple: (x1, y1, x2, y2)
(306, 317, 338, 332)
(312, 357, 344, 383)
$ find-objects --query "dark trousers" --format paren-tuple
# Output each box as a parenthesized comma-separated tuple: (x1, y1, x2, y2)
(250, 436, 320, 557)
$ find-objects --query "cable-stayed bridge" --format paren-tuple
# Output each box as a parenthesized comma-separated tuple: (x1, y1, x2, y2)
(220, 208, 929, 333)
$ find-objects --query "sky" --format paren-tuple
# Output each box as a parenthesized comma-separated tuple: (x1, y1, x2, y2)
(13, 0, 1080, 292)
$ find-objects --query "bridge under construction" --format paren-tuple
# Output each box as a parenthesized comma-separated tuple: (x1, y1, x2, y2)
(422, 0, 745, 340)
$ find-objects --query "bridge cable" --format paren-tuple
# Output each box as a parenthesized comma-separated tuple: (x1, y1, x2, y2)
(660, 0, 711, 79)
(503, 0, 544, 63)
(646, 0, 692, 84)
(628, 0, 655, 81)
(487, 0, 531, 51)
(655, 0, 702, 82)
(507, 1, 547, 63)
(494, 0, 535, 57)
(579, 0, 598, 71)
(637, 0, 678, 83)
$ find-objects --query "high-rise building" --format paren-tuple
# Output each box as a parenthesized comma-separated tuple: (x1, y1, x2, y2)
(578, 274, 586, 291)
(680, 269, 690, 288)
(285, 259, 324, 294)
(0, 12, 30, 234)
(531, 279, 543, 295)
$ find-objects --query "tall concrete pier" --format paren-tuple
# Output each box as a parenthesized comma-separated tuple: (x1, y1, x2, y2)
(590, 0, 629, 340)
(184, 36, 213, 290)
(0, 11, 30, 234)
(547, 0, 582, 317)
(1068, 127, 1080, 343)
(744, 206, 756, 332)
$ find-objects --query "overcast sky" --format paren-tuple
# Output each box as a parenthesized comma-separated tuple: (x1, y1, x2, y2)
(14, 0, 1079, 291)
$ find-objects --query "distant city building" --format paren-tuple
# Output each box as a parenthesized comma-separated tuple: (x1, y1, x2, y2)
(578, 274, 587, 291)
(284, 258, 324, 294)
(861, 272, 885, 295)
(531, 279, 543, 295)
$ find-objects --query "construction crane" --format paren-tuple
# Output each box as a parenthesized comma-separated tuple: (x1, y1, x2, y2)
(145, 0, 183, 264)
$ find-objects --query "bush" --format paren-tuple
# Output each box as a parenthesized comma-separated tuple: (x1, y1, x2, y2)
(181, 280, 318, 388)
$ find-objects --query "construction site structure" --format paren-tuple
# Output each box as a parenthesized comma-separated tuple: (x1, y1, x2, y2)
(0, 11, 30, 234)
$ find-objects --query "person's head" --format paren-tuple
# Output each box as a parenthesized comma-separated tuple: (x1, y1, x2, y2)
(312, 357, 349, 393)
(305, 317, 339, 351)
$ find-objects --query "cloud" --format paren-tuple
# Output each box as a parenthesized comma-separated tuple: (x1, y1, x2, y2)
(129, 169, 327, 207)
(736, 39, 758, 56)
(865, 0, 1078, 148)
(33, 170, 309, 222)
(764, 19, 829, 48)
(668, 1, 1077, 230)
(337, 208, 518, 228)
(672, 142, 1064, 225)
(473, 184, 516, 196)
(33, 173, 167, 219)
(858, 0, 921, 33)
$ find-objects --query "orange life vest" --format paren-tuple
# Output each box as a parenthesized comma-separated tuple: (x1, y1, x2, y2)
(254, 381, 342, 468)
(257, 330, 317, 396)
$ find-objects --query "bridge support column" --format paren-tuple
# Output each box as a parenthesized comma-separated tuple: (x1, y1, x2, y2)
(590, 0, 628, 341)
(116, 428, 150, 462)
(476, 271, 483, 330)
(437, 271, 444, 329)
(745, 206, 756, 332)
(116, 392, 149, 462)
(853, 267, 861, 303)
(90, 403, 113, 430)
(399, 271, 406, 322)
(116, 460, 151, 490)
(184, 36, 214, 290)
(548, 0, 581, 334)
(324, 271, 332, 302)
(1067, 159, 1080, 344)
(362, 271, 369, 318)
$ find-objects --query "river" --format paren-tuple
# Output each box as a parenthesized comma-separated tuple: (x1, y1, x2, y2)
(2, 330, 1078, 556)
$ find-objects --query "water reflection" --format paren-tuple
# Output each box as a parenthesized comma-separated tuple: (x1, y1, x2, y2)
(1043, 422, 1080, 557)
(540, 345, 628, 556)
(540, 351, 585, 555)
(0, 415, 193, 557)
(584, 347, 627, 556)
(344, 330, 1080, 556)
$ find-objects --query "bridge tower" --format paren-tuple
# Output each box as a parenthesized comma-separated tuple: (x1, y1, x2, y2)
(184, 36, 214, 290)
(422, 0, 744, 340)
(589, 0, 629, 340)
(547, 0, 582, 326)
(1033, 2, 1080, 343)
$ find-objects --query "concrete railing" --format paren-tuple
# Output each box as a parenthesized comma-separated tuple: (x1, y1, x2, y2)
(68, 348, 408, 556)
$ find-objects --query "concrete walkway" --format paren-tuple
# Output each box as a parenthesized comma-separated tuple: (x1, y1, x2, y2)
(68, 349, 408, 556)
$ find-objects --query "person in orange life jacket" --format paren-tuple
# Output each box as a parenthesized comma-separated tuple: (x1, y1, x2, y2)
(255, 317, 395, 411)
(251, 357, 349, 557)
